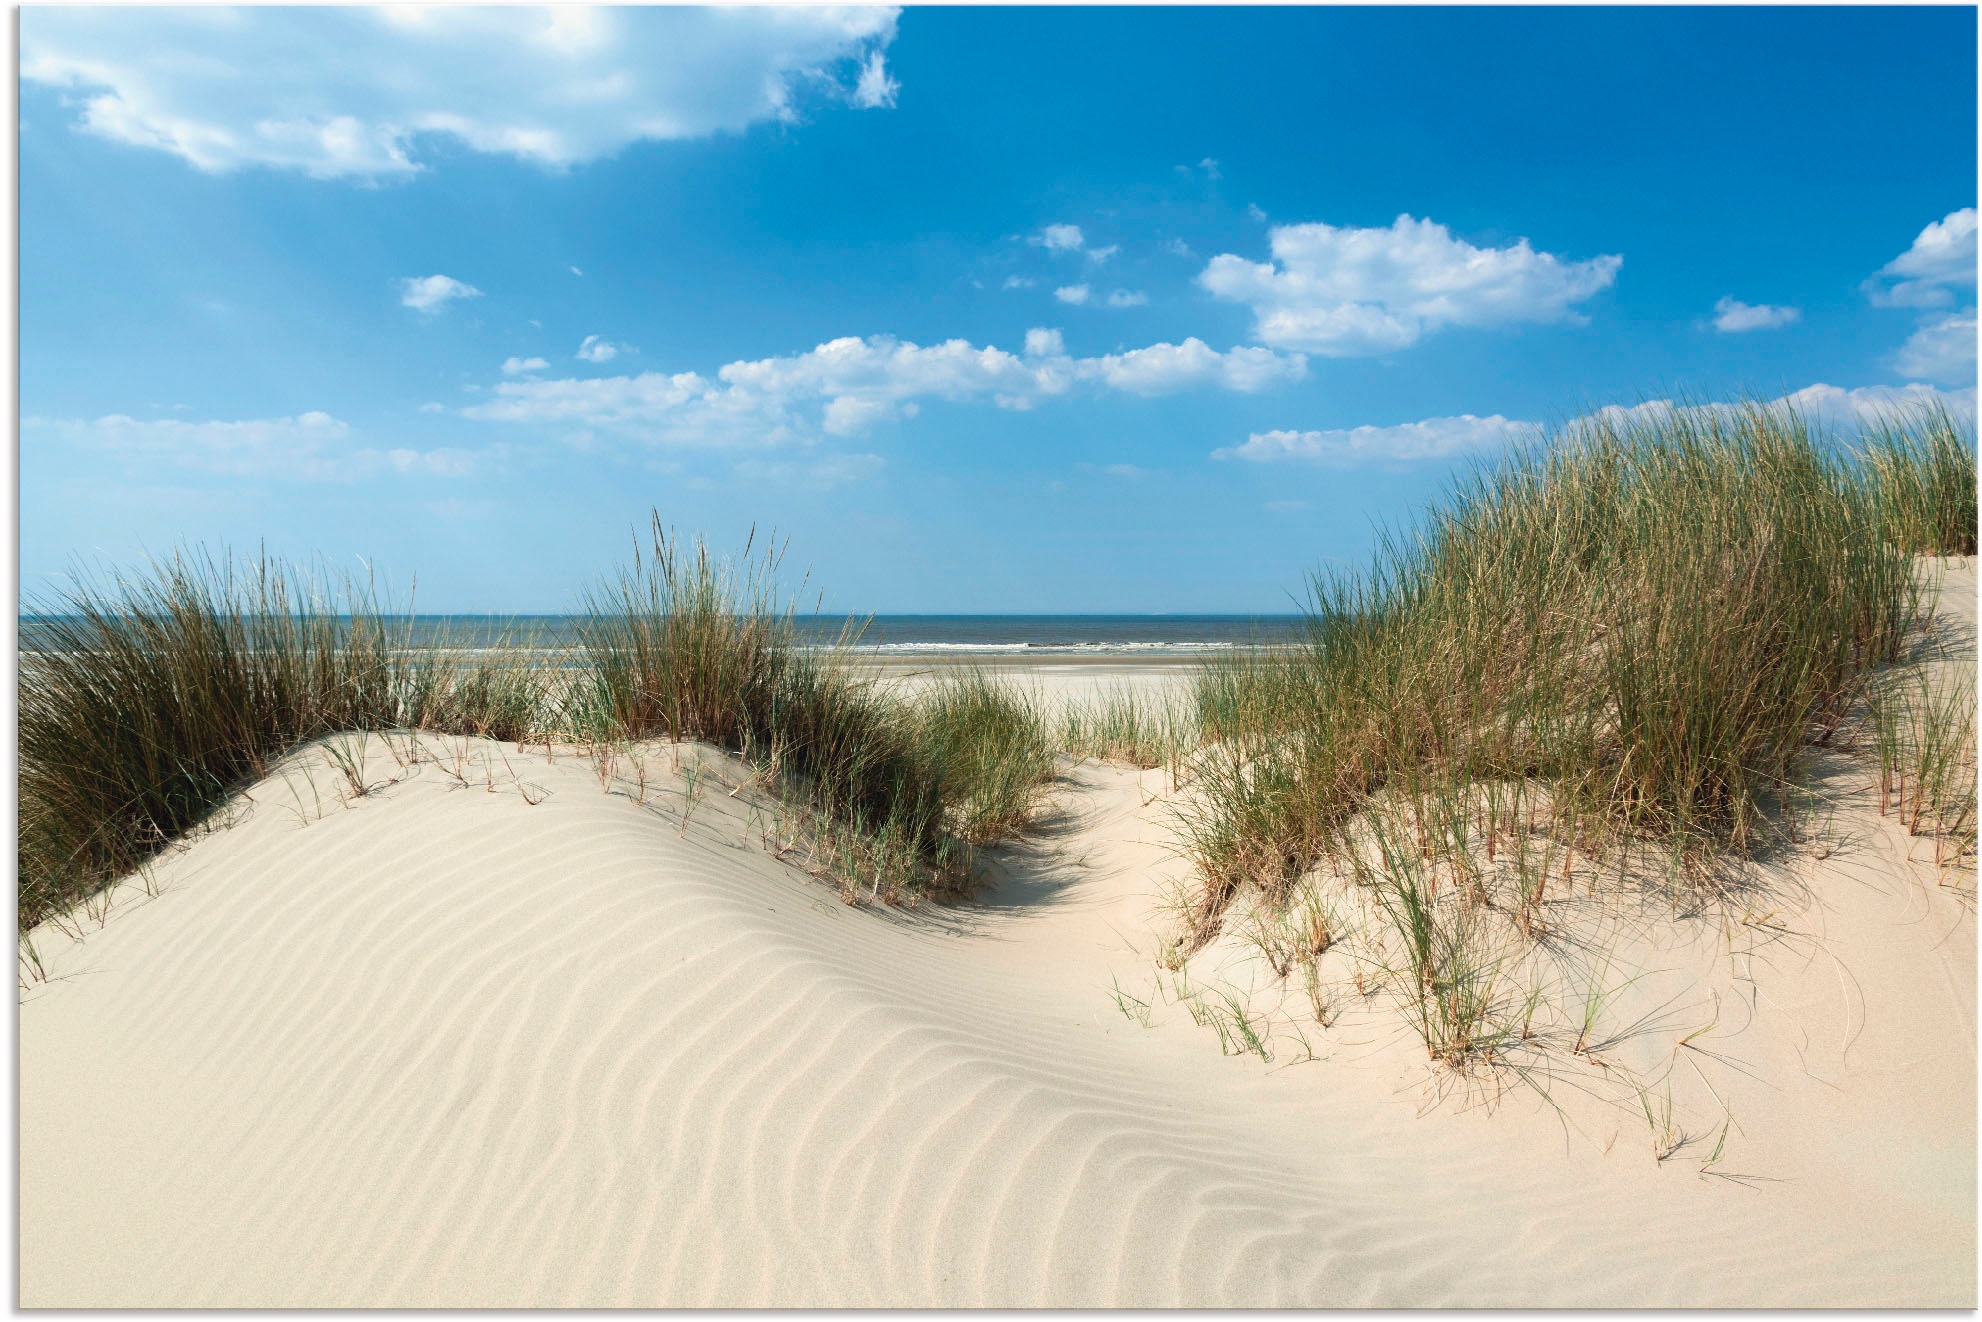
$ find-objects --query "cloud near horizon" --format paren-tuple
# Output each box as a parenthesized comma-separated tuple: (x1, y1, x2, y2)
(463, 330, 1307, 446)
(1199, 214, 1621, 356)
(1220, 381, 1976, 466)
(1216, 414, 1539, 464)
(1893, 310, 1978, 385)
(20, 6, 901, 179)
(24, 411, 484, 481)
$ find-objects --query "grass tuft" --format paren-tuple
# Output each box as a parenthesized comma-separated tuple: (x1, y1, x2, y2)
(1174, 397, 1976, 1064)
(18, 550, 483, 930)
(914, 669, 1057, 844)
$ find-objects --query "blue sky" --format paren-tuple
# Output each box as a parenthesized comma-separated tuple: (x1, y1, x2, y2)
(19, 5, 1979, 613)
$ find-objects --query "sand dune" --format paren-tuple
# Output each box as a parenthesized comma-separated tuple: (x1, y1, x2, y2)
(19, 574, 1977, 1306)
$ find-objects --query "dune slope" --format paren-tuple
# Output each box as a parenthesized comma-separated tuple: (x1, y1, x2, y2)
(19, 593, 1977, 1305)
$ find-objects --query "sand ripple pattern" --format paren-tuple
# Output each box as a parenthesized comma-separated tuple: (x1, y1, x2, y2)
(20, 747, 1974, 1307)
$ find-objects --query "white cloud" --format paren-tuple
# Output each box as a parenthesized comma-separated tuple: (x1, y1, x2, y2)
(1071, 339, 1306, 396)
(400, 274, 481, 315)
(1200, 214, 1621, 356)
(464, 331, 1306, 445)
(1106, 289, 1149, 308)
(1217, 414, 1539, 464)
(1002, 275, 1036, 290)
(1086, 244, 1120, 265)
(20, 6, 901, 180)
(25, 410, 482, 481)
(1860, 211, 1977, 384)
(1865, 208, 1977, 308)
(576, 335, 624, 363)
(1891, 310, 1977, 385)
(1246, 203, 1268, 222)
(850, 50, 898, 109)
(1712, 297, 1799, 333)
(1039, 224, 1085, 252)
(417, 402, 446, 414)
(569, 265, 583, 277)
(1163, 238, 1194, 258)
(1198, 157, 1221, 180)
(1217, 382, 1975, 467)
(1054, 284, 1091, 306)
(1773, 381, 1976, 427)
(1566, 383, 1978, 442)
(501, 355, 550, 375)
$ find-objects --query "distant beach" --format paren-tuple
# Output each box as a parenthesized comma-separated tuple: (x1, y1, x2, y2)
(20, 612, 1309, 665)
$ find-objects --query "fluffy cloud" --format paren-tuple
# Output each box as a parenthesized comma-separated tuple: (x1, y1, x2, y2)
(1054, 284, 1091, 306)
(25, 411, 481, 480)
(1038, 224, 1085, 252)
(1861, 210, 1976, 384)
(1075, 339, 1305, 396)
(1558, 384, 1976, 441)
(1086, 244, 1120, 265)
(1106, 289, 1149, 308)
(1023, 328, 1065, 358)
(1865, 208, 1977, 309)
(850, 50, 898, 110)
(400, 274, 480, 314)
(1200, 214, 1621, 356)
(1216, 414, 1539, 464)
(576, 334, 625, 363)
(1712, 297, 1799, 333)
(464, 331, 1306, 445)
(1891, 311, 1977, 385)
(1002, 275, 1036, 290)
(20, 6, 900, 179)
(501, 356, 549, 375)
(1774, 381, 1976, 427)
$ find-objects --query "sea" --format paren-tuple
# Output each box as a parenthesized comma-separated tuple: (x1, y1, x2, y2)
(20, 613, 1308, 660)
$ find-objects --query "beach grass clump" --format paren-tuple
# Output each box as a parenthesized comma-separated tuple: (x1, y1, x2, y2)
(19, 517, 1084, 929)
(17, 551, 477, 931)
(431, 645, 556, 743)
(573, 516, 973, 893)
(1867, 663, 1978, 868)
(1062, 683, 1198, 769)
(915, 670, 1056, 844)
(1861, 403, 1978, 556)
(1179, 399, 1966, 1033)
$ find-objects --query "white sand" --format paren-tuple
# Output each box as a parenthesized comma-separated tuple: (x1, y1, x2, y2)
(19, 570, 1976, 1306)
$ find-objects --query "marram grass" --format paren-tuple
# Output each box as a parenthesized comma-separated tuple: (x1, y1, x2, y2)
(1175, 399, 1975, 1060)
(18, 551, 519, 930)
(19, 519, 1062, 930)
